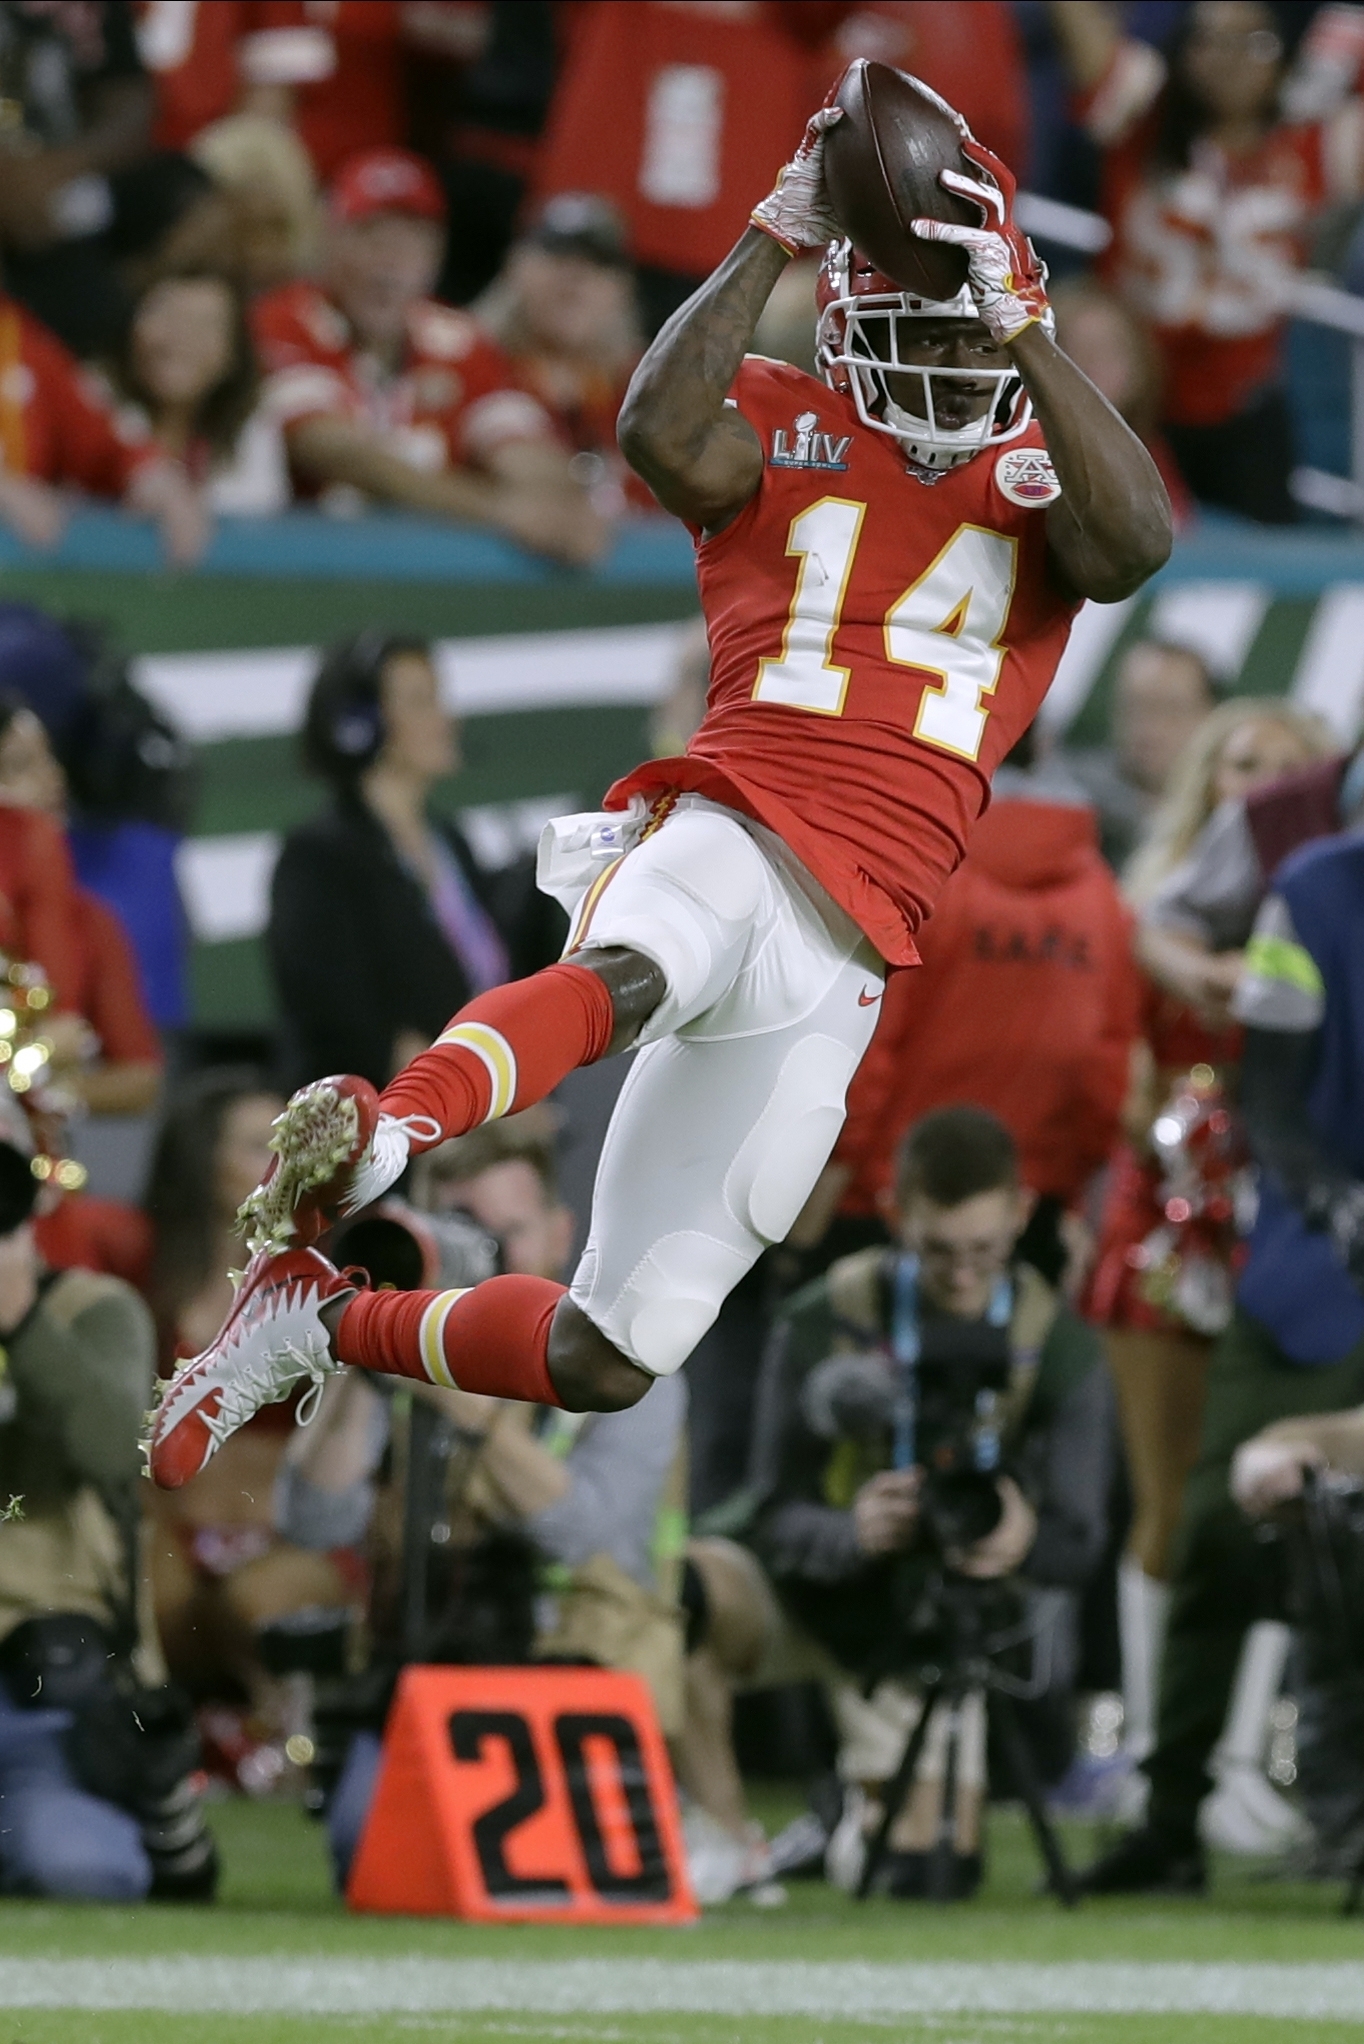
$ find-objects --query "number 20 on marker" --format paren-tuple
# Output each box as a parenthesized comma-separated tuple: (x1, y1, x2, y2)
(348, 1665, 697, 1923)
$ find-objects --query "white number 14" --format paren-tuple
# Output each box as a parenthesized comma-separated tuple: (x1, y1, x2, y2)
(752, 499, 1018, 763)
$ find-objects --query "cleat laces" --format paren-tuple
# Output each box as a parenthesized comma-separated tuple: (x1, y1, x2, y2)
(341, 1112, 442, 1214)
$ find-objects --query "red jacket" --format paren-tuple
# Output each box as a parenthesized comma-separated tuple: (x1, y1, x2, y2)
(836, 795, 1140, 1214)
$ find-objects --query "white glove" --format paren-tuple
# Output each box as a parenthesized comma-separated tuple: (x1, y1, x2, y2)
(911, 137, 1050, 345)
(750, 106, 844, 256)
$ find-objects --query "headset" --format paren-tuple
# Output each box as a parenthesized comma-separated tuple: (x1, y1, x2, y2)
(304, 629, 430, 784)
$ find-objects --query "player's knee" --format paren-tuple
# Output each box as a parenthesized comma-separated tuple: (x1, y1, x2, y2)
(565, 945, 668, 1054)
(546, 1296, 654, 1412)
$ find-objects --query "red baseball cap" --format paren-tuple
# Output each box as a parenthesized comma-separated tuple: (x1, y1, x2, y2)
(329, 148, 446, 226)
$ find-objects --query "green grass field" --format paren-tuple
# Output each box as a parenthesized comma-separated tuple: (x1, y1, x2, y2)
(2, 1796, 1364, 2044)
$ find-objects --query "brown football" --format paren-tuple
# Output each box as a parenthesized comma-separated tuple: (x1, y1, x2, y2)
(822, 61, 976, 301)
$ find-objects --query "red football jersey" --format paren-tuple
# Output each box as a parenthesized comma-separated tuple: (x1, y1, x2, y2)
(252, 282, 554, 486)
(609, 357, 1080, 967)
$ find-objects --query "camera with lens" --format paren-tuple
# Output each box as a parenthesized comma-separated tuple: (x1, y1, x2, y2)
(908, 1318, 1013, 1557)
(0, 1614, 218, 1898)
(1280, 1467, 1364, 1677)
(327, 1197, 498, 1296)
(802, 1316, 1012, 1560)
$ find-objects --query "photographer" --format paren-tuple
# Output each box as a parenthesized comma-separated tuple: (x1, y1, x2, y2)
(276, 1113, 687, 1887)
(683, 1107, 1115, 1900)
(0, 1110, 214, 1899)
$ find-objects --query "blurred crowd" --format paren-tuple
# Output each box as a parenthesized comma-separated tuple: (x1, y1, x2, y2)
(0, 0, 1359, 563)
(4, 0, 1364, 1915)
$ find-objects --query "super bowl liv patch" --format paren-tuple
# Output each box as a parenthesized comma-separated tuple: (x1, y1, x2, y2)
(771, 411, 852, 471)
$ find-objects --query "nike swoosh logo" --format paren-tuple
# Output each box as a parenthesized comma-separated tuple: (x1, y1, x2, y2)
(858, 988, 882, 1007)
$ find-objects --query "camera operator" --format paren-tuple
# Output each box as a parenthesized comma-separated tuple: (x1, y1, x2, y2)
(1232, 1411, 1364, 1873)
(0, 1108, 215, 1900)
(276, 1113, 687, 1888)
(683, 1107, 1115, 1900)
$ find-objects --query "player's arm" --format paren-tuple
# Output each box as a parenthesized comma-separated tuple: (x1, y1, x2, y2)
(1010, 323, 1172, 602)
(287, 414, 602, 566)
(913, 139, 1172, 603)
(618, 110, 844, 532)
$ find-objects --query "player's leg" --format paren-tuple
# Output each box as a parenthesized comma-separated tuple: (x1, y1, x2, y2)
(237, 948, 664, 1256)
(148, 806, 780, 1486)
(320, 1270, 651, 1411)
(567, 932, 884, 1382)
(147, 1248, 654, 1489)
(326, 927, 885, 1448)
(238, 799, 782, 1256)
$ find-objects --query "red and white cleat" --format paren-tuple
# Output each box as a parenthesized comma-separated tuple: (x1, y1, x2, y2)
(236, 1073, 383, 1256)
(145, 1246, 355, 1490)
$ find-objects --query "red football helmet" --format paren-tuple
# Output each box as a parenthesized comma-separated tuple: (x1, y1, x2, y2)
(815, 240, 1030, 471)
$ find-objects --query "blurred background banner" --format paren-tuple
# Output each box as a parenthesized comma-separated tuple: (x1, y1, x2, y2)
(0, 511, 1356, 1030)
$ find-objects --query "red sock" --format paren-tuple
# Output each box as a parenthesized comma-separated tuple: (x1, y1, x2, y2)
(333, 1274, 566, 1405)
(379, 962, 614, 1148)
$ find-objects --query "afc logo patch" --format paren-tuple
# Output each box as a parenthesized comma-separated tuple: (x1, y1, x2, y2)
(770, 410, 852, 472)
(995, 447, 1062, 507)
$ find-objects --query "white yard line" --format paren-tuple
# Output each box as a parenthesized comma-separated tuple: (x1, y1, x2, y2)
(0, 1958, 1360, 2021)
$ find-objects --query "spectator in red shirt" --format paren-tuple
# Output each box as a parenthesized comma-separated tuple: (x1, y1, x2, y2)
(1050, 0, 1364, 523)
(820, 732, 1140, 1286)
(259, 0, 406, 182)
(0, 697, 161, 1119)
(535, 0, 817, 333)
(475, 193, 652, 517)
(0, 292, 206, 561)
(252, 147, 604, 564)
(537, 2, 1028, 335)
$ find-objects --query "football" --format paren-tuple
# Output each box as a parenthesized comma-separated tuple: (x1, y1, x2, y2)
(822, 60, 976, 301)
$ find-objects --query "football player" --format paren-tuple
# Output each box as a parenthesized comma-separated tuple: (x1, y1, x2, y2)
(148, 94, 1171, 1488)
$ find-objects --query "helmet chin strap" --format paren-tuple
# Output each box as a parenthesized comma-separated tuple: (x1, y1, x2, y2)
(882, 398, 983, 472)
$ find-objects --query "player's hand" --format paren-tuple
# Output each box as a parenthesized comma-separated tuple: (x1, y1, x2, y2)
(853, 1467, 921, 1556)
(910, 137, 1049, 345)
(1231, 1438, 1324, 1517)
(750, 106, 845, 257)
(127, 460, 212, 568)
(0, 472, 67, 552)
(952, 1475, 1037, 1579)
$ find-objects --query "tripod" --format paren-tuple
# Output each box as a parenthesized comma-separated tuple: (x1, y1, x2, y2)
(854, 1575, 1079, 1908)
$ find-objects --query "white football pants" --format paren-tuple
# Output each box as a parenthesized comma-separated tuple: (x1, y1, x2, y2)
(539, 795, 885, 1377)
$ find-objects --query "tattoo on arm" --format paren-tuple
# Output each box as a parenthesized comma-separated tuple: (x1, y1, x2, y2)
(618, 228, 790, 530)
